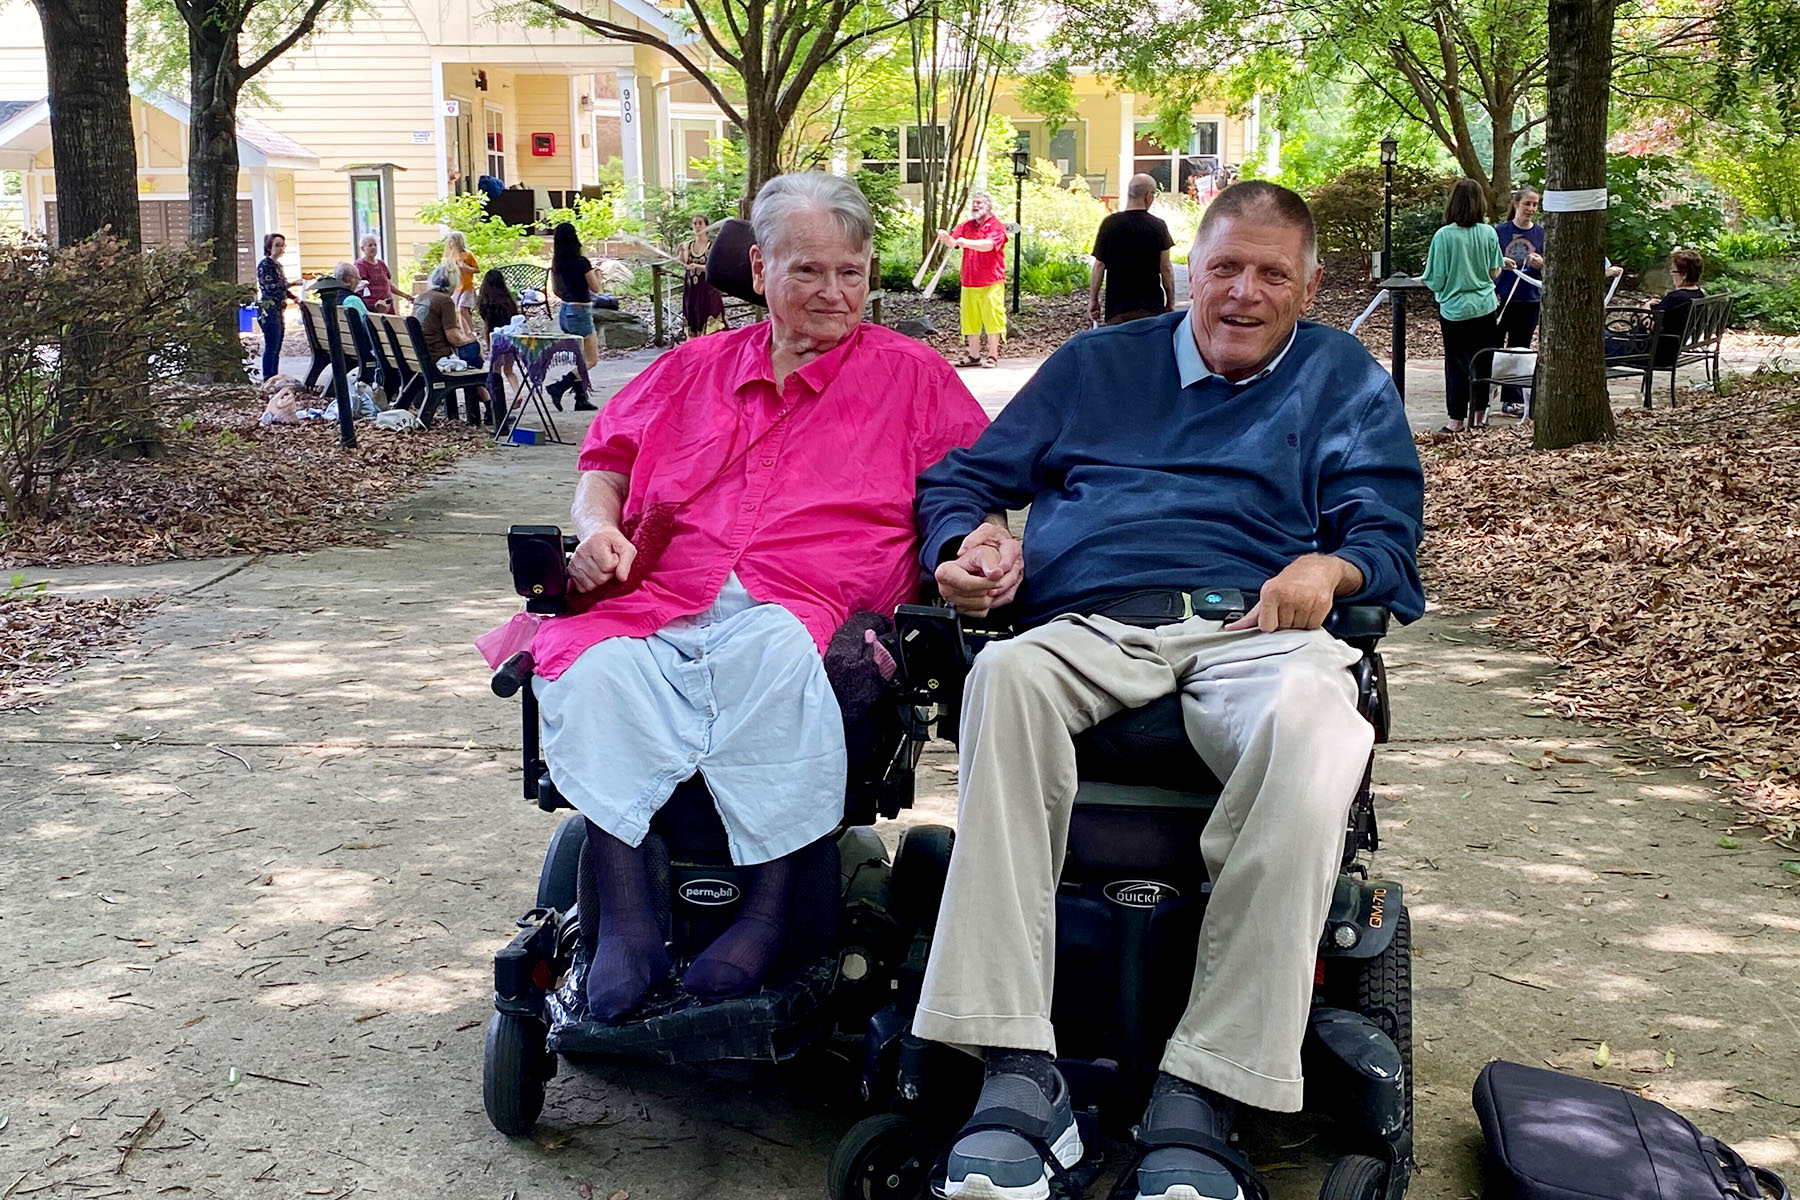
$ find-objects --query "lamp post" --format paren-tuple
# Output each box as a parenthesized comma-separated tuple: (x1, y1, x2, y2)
(1011, 147, 1030, 315)
(1379, 135, 1398, 279)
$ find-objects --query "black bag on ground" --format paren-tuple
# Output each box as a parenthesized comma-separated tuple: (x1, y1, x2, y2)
(1473, 1060, 1790, 1200)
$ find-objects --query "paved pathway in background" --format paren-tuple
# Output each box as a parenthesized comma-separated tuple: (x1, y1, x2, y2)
(5, 330, 1793, 1199)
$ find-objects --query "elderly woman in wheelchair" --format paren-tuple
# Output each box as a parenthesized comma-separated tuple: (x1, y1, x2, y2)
(508, 171, 986, 1020)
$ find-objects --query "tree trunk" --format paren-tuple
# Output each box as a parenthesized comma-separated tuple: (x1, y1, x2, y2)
(1488, 105, 1516, 217)
(33, 0, 138, 248)
(1535, 0, 1617, 449)
(188, 11, 248, 379)
(742, 97, 783, 215)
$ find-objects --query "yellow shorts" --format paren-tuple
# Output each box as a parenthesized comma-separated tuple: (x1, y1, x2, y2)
(960, 281, 1007, 336)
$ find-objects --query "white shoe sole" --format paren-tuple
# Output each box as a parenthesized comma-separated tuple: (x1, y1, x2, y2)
(942, 1120, 1084, 1200)
(1135, 1184, 1246, 1200)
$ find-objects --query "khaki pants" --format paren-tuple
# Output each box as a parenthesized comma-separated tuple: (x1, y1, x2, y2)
(911, 613, 1372, 1112)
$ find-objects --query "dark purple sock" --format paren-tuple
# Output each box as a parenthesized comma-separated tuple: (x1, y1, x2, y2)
(682, 851, 794, 999)
(578, 822, 670, 1020)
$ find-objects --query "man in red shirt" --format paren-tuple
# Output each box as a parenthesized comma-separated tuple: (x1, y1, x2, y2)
(530, 173, 991, 1021)
(939, 192, 1009, 367)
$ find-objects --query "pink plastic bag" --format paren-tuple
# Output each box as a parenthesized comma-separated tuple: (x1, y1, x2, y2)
(476, 611, 543, 670)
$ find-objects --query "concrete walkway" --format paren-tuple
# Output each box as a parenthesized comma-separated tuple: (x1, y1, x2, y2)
(2, 341, 1795, 1199)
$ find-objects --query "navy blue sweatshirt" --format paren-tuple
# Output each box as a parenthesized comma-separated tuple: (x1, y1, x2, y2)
(916, 312, 1426, 626)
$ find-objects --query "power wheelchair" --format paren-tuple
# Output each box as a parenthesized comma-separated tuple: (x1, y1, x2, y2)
(830, 590, 1413, 1200)
(480, 525, 954, 1137)
(482, 528, 1413, 1200)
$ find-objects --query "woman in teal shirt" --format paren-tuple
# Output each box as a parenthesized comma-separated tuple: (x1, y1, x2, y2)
(1421, 178, 1503, 431)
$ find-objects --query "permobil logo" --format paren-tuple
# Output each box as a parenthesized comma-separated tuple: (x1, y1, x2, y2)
(677, 879, 742, 906)
(1103, 880, 1180, 908)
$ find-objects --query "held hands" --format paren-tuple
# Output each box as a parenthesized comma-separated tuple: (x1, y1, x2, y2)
(935, 523, 1024, 617)
(935, 229, 956, 249)
(1224, 554, 1359, 633)
(568, 525, 637, 592)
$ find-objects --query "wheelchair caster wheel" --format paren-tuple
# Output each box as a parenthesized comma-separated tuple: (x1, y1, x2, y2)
(482, 1011, 552, 1136)
(828, 1112, 931, 1200)
(1318, 1154, 1391, 1200)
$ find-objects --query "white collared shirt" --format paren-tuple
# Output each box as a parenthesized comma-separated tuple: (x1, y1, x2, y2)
(1173, 308, 1298, 388)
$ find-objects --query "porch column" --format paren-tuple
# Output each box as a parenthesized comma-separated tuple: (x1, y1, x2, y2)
(616, 67, 644, 202)
(655, 79, 674, 185)
(430, 57, 450, 200)
(568, 76, 585, 189)
(1117, 91, 1134, 202)
(248, 169, 271, 261)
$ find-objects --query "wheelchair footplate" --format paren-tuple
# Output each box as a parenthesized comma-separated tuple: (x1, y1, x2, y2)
(545, 953, 839, 1065)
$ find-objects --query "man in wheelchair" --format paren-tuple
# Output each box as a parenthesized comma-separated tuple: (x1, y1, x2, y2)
(911, 182, 1426, 1200)
(528, 172, 987, 1021)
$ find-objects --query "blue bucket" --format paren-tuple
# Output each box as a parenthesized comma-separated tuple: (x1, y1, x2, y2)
(509, 427, 539, 446)
(238, 305, 256, 334)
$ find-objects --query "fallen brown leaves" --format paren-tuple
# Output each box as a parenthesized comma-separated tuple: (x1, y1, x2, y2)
(1419, 376, 1800, 838)
(0, 592, 156, 710)
(0, 392, 492, 569)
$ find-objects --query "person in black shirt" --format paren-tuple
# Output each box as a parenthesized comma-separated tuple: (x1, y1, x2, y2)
(1605, 248, 1704, 366)
(548, 221, 599, 411)
(1088, 173, 1176, 325)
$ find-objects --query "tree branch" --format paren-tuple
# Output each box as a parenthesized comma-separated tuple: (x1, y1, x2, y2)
(241, 0, 331, 80)
(519, 0, 745, 127)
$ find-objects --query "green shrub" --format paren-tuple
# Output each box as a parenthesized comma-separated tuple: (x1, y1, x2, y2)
(1710, 224, 1798, 262)
(1307, 164, 1454, 255)
(1725, 278, 1800, 333)
(1515, 148, 1725, 272)
(1021, 253, 1089, 296)
(541, 192, 630, 252)
(0, 233, 235, 523)
(1017, 159, 1109, 256)
(414, 192, 531, 274)
(933, 261, 963, 301)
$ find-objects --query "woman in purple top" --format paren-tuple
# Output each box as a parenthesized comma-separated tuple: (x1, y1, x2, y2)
(1493, 186, 1545, 414)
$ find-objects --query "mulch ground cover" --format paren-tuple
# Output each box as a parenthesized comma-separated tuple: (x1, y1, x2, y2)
(1418, 376, 1800, 840)
(0, 592, 157, 712)
(1, 390, 492, 570)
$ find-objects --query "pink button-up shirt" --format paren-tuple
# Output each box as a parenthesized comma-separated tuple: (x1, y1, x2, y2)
(530, 321, 990, 681)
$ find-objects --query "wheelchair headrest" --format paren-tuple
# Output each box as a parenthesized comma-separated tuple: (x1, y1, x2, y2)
(705, 218, 766, 308)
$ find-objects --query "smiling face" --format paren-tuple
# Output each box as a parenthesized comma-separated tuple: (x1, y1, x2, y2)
(1514, 190, 1540, 223)
(969, 194, 993, 222)
(750, 207, 870, 352)
(1187, 215, 1322, 382)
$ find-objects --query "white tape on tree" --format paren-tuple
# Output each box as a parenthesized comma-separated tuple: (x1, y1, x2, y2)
(1541, 187, 1609, 212)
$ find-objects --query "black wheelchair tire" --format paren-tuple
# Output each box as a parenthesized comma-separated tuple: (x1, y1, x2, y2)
(828, 1112, 932, 1200)
(1352, 905, 1413, 1133)
(889, 824, 954, 935)
(536, 814, 587, 913)
(482, 1011, 550, 1136)
(1317, 1153, 1390, 1200)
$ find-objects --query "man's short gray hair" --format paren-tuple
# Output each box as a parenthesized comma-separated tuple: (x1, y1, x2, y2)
(1189, 181, 1319, 274)
(428, 264, 452, 290)
(333, 260, 360, 287)
(751, 172, 874, 261)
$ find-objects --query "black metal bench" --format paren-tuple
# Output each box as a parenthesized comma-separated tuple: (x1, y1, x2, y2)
(1603, 293, 1732, 408)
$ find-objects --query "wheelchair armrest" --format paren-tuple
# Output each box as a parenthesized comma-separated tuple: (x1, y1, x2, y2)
(507, 524, 576, 615)
(492, 649, 535, 698)
(1326, 604, 1391, 646)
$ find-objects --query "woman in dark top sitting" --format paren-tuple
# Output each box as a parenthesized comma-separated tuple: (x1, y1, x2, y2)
(256, 232, 296, 381)
(1605, 249, 1705, 364)
(547, 222, 599, 411)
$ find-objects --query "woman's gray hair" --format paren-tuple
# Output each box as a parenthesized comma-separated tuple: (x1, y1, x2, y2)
(751, 172, 873, 261)
(428, 264, 452, 290)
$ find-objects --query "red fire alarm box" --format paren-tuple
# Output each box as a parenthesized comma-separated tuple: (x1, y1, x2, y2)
(530, 132, 556, 157)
